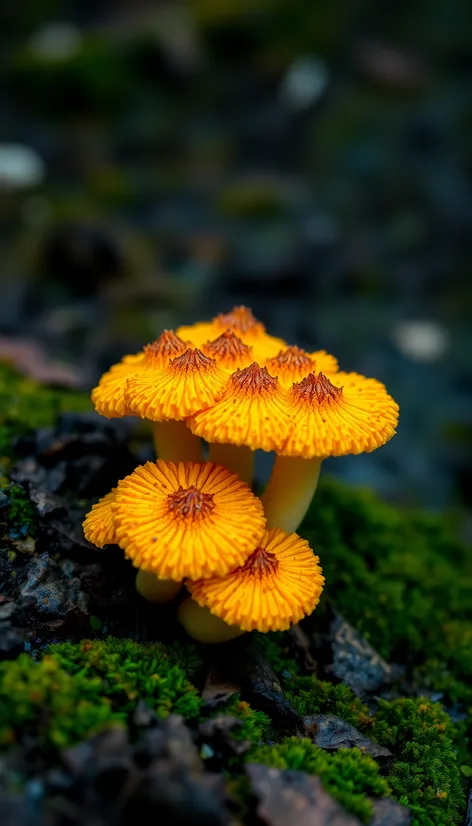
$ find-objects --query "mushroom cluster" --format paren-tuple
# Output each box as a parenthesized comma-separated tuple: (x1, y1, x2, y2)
(84, 306, 398, 642)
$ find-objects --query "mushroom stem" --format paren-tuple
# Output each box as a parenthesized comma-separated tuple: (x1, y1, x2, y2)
(261, 455, 323, 533)
(152, 420, 202, 462)
(177, 596, 245, 643)
(136, 570, 182, 603)
(208, 443, 254, 485)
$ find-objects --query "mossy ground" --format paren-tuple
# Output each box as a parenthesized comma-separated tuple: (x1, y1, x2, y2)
(0, 365, 471, 824)
(0, 361, 91, 460)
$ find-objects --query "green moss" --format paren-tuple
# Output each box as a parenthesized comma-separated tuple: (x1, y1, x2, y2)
(248, 737, 390, 823)
(284, 675, 373, 730)
(0, 638, 202, 753)
(48, 637, 202, 721)
(208, 696, 271, 745)
(0, 654, 118, 750)
(300, 478, 472, 705)
(372, 698, 466, 825)
(2, 483, 37, 537)
(0, 361, 91, 458)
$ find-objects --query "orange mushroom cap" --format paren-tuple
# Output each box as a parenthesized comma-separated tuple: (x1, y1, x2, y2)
(188, 363, 290, 453)
(265, 346, 339, 388)
(201, 330, 254, 372)
(125, 348, 229, 421)
(188, 527, 324, 632)
(177, 306, 287, 364)
(91, 330, 188, 418)
(113, 461, 266, 580)
(83, 489, 117, 548)
(281, 371, 399, 458)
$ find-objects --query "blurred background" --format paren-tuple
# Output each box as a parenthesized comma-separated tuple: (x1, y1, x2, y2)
(1, 0, 471, 510)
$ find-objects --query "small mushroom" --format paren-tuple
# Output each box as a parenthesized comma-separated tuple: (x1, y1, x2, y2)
(181, 527, 324, 641)
(112, 461, 266, 581)
(91, 330, 203, 462)
(265, 346, 338, 388)
(261, 371, 399, 532)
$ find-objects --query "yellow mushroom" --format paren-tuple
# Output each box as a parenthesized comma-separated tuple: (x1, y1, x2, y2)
(183, 527, 324, 639)
(261, 371, 399, 532)
(113, 460, 266, 581)
(91, 330, 203, 462)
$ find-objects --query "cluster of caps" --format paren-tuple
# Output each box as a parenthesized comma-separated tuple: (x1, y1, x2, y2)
(83, 306, 398, 634)
(90, 306, 397, 458)
(83, 460, 324, 632)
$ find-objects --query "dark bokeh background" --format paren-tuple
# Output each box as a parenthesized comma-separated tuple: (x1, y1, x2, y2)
(1, 0, 471, 509)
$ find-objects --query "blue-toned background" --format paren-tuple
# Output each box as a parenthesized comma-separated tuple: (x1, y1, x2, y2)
(1, 0, 471, 509)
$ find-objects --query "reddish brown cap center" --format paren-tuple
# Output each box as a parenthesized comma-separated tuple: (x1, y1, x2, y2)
(215, 305, 264, 335)
(269, 346, 313, 370)
(204, 330, 252, 360)
(241, 546, 279, 577)
(144, 331, 187, 366)
(167, 486, 215, 519)
(293, 372, 343, 405)
(170, 348, 216, 373)
(231, 363, 278, 395)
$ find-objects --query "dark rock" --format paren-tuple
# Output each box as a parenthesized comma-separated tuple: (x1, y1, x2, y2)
(327, 615, 403, 698)
(0, 623, 25, 659)
(10, 459, 48, 490)
(208, 636, 303, 735)
(304, 715, 392, 759)
(288, 624, 318, 673)
(136, 714, 203, 773)
(57, 717, 229, 826)
(12, 554, 90, 644)
(0, 492, 10, 511)
(246, 763, 360, 826)
(202, 668, 239, 709)
(28, 487, 67, 517)
(132, 701, 159, 730)
(370, 798, 412, 825)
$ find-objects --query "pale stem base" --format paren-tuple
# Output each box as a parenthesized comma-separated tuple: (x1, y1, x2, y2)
(178, 596, 245, 644)
(261, 455, 323, 533)
(209, 443, 254, 485)
(152, 420, 203, 462)
(136, 570, 182, 603)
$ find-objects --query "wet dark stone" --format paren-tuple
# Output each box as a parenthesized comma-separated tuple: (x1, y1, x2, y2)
(326, 614, 403, 698)
(304, 715, 392, 760)
(53, 718, 230, 826)
(16, 554, 90, 644)
(371, 797, 412, 825)
(0, 491, 10, 511)
(246, 763, 360, 826)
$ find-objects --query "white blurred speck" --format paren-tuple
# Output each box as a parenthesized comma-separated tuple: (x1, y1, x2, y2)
(29, 21, 81, 61)
(0, 145, 45, 189)
(280, 56, 329, 110)
(392, 320, 449, 362)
